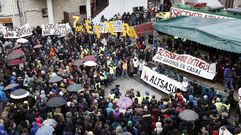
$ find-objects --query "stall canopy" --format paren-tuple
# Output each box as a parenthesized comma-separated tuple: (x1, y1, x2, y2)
(152, 16, 241, 53)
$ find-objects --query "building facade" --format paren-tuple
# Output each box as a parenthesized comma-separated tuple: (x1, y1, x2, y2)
(0, 0, 90, 27)
(0, 0, 149, 28)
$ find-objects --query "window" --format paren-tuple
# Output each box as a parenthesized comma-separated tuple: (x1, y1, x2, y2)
(79, 6, 86, 14)
(42, 8, 48, 18)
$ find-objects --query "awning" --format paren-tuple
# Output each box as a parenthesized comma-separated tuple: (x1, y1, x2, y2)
(0, 18, 12, 24)
(152, 16, 241, 53)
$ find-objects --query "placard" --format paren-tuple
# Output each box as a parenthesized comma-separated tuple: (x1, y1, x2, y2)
(153, 48, 216, 80)
(170, 7, 233, 19)
(42, 23, 72, 36)
(4, 23, 32, 38)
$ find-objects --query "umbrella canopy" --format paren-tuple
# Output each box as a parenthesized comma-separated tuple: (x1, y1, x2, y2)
(82, 55, 97, 62)
(178, 109, 199, 122)
(16, 38, 28, 43)
(46, 96, 67, 107)
(10, 89, 30, 99)
(7, 59, 23, 66)
(116, 96, 133, 109)
(35, 125, 55, 135)
(72, 59, 84, 66)
(42, 119, 58, 127)
(7, 49, 25, 60)
(67, 83, 84, 92)
(84, 61, 97, 67)
(11, 49, 25, 55)
(34, 44, 43, 49)
(4, 83, 19, 90)
(48, 75, 63, 83)
(7, 53, 23, 60)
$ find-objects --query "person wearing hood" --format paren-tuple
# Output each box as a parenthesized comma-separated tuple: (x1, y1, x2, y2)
(0, 86, 7, 102)
(30, 122, 39, 135)
(153, 122, 163, 135)
(0, 124, 8, 135)
(186, 95, 197, 108)
(106, 103, 114, 115)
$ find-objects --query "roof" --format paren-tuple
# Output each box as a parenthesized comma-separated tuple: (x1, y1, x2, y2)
(152, 16, 241, 53)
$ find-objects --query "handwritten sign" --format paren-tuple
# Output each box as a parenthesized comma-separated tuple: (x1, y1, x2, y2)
(171, 7, 233, 19)
(153, 48, 216, 80)
(42, 23, 72, 36)
(3, 23, 32, 38)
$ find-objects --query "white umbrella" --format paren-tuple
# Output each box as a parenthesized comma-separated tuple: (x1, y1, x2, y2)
(43, 119, 58, 127)
(179, 109, 199, 122)
(84, 61, 97, 67)
(16, 38, 28, 43)
(35, 125, 55, 135)
(10, 89, 30, 99)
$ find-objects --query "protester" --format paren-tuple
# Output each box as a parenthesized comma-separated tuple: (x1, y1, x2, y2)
(0, 12, 240, 135)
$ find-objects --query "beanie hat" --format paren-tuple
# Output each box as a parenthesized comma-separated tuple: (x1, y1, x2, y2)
(128, 120, 132, 126)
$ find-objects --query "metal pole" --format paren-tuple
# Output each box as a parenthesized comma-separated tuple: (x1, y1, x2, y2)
(11, 0, 16, 27)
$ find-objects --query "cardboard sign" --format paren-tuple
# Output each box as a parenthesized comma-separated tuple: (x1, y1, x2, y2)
(42, 23, 72, 36)
(4, 23, 32, 38)
(153, 48, 216, 80)
(141, 66, 184, 94)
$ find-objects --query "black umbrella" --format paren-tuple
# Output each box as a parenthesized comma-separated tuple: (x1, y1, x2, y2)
(49, 75, 63, 83)
(67, 83, 84, 92)
(10, 89, 30, 99)
(4, 83, 19, 90)
(46, 96, 67, 107)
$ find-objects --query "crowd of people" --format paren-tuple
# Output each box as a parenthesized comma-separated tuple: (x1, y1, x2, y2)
(154, 36, 241, 91)
(0, 16, 240, 135)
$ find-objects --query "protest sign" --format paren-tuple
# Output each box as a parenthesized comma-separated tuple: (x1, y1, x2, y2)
(42, 23, 72, 36)
(72, 16, 138, 38)
(171, 7, 233, 19)
(3, 23, 32, 38)
(141, 66, 184, 94)
(153, 48, 216, 80)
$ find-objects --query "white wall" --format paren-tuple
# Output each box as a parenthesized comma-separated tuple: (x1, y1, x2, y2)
(93, 0, 148, 23)
(2, 0, 21, 27)
(233, 0, 241, 7)
(52, 0, 86, 24)
(24, 0, 48, 27)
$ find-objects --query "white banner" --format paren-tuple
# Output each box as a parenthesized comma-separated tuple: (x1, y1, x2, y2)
(42, 23, 72, 36)
(141, 66, 184, 94)
(153, 48, 216, 80)
(170, 7, 233, 19)
(3, 23, 32, 38)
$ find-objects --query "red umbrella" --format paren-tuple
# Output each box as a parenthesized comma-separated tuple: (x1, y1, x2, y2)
(34, 44, 43, 49)
(82, 55, 97, 62)
(7, 59, 23, 66)
(7, 49, 25, 60)
(11, 49, 24, 55)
